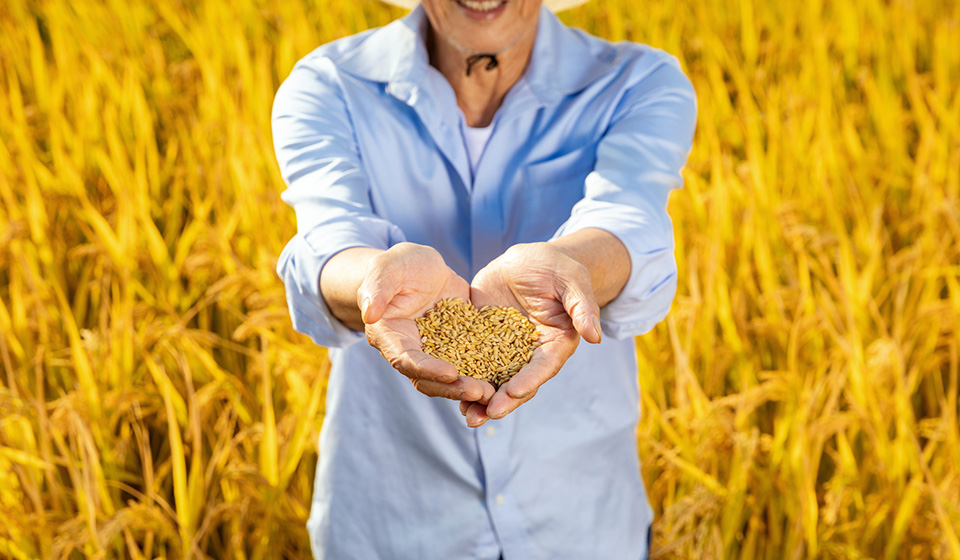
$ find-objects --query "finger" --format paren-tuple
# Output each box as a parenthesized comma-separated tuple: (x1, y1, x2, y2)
(357, 263, 401, 325)
(477, 380, 496, 405)
(442, 271, 473, 302)
(558, 275, 602, 344)
(486, 338, 572, 418)
(469, 266, 522, 311)
(358, 285, 398, 325)
(411, 376, 486, 401)
(469, 283, 497, 309)
(465, 402, 489, 427)
(367, 321, 461, 383)
(507, 337, 574, 399)
(486, 386, 539, 420)
(459, 379, 494, 416)
(391, 349, 460, 384)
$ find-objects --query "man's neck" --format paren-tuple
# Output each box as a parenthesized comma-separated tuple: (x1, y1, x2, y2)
(427, 23, 538, 128)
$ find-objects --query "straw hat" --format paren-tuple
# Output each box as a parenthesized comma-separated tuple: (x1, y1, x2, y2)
(382, 0, 589, 11)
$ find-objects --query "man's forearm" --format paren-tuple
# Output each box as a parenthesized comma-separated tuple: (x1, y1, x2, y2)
(548, 228, 631, 307)
(319, 247, 384, 331)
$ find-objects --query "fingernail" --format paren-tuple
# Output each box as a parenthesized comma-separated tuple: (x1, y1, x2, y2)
(592, 316, 602, 342)
(359, 297, 370, 319)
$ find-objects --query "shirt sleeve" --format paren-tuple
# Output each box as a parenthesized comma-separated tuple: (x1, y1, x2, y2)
(273, 58, 407, 348)
(551, 55, 697, 340)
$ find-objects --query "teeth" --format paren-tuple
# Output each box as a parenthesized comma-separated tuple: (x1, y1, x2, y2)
(460, 0, 503, 12)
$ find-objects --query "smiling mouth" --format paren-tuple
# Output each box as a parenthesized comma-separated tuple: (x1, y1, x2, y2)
(455, 0, 508, 13)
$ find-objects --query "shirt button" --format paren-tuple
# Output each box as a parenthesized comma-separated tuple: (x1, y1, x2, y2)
(485, 426, 496, 437)
(495, 494, 505, 506)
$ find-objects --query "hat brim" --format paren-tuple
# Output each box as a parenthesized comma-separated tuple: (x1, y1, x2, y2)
(382, 0, 589, 12)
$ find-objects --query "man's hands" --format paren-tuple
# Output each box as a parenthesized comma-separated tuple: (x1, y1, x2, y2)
(358, 243, 495, 403)
(348, 230, 625, 426)
(460, 243, 602, 427)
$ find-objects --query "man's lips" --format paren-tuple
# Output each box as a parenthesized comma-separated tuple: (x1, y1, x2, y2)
(455, 0, 508, 20)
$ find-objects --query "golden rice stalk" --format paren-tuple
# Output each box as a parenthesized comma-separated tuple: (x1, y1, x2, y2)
(0, 0, 958, 557)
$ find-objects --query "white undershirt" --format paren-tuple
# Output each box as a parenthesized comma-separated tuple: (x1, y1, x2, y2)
(461, 122, 494, 181)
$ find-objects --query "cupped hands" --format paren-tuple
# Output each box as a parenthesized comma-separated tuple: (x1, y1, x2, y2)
(359, 241, 602, 427)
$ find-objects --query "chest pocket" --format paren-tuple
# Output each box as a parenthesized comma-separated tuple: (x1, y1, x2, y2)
(514, 144, 598, 243)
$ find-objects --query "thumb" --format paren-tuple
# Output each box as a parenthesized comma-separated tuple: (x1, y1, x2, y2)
(558, 275, 602, 344)
(357, 263, 402, 324)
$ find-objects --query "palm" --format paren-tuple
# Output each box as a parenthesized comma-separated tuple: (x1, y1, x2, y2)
(367, 263, 471, 360)
(471, 264, 580, 404)
(464, 243, 600, 423)
(379, 272, 466, 320)
(373, 269, 471, 371)
(360, 244, 493, 403)
(473, 268, 579, 348)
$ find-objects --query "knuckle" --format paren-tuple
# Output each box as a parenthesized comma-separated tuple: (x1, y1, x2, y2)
(410, 353, 430, 372)
(412, 379, 446, 399)
(387, 352, 406, 372)
(422, 244, 441, 258)
(411, 378, 428, 394)
(367, 252, 388, 274)
(503, 244, 528, 262)
(407, 242, 436, 258)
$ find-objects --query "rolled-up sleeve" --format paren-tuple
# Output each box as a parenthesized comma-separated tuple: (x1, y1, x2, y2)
(273, 58, 406, 348)
(552, 56, 697, 339)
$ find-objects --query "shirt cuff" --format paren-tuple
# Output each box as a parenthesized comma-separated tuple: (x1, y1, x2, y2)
(552, 197, 678, 340)
(277, 216, 404, 348)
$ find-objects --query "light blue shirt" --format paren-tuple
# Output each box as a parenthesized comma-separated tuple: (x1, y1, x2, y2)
(273, 5, 696, 559)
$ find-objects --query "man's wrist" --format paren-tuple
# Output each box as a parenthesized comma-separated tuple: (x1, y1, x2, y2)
(320, 247, 384, 331)
(546, 229, 630, 307)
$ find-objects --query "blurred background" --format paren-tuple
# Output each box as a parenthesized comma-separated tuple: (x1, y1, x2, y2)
(1, 0, 958, 557)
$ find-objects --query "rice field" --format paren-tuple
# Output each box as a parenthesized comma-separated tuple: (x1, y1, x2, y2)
(0, 0, 958, 557)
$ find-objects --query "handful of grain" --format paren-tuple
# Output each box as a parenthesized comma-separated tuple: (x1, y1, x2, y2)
(416, 298, 540, 387)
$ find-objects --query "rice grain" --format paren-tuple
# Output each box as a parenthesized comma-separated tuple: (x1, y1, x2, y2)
(416, 298, 540, 387)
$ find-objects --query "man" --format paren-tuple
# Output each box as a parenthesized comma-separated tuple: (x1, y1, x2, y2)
(272, 0, 696, 557)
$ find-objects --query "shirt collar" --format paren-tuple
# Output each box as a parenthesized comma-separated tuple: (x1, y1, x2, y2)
(334, 4, 617, 105)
